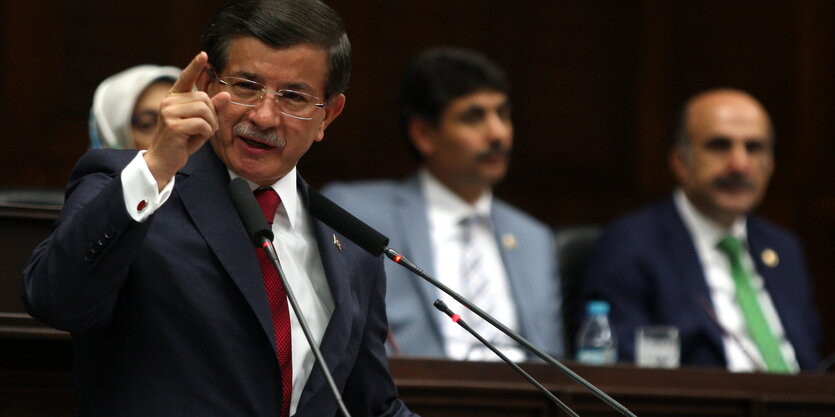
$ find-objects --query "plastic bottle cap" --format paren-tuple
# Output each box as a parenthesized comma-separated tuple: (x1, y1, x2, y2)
(587, 300, 610, 315)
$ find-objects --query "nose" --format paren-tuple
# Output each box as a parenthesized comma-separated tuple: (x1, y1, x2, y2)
(245, 95, 283, 130)
(727, 143, 751, 173)
(485, 112, 513, 143)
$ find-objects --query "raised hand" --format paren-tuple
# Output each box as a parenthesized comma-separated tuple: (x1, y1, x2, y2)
(144, 51, 231, 189)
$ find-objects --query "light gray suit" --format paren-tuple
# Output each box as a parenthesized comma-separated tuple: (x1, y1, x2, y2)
(322, 175, 564, 359)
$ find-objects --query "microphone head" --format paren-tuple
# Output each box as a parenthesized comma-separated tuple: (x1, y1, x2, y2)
(308, 188, 389, 257)
(228, 177, 274, 247)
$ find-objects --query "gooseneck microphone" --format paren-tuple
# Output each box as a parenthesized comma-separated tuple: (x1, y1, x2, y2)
(307, 188, 637, 417)
(307, 189, 390, 256)
(434, 299, 580, 417)
(228, 178, 351, 417)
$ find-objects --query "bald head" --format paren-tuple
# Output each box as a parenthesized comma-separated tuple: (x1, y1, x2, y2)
(676, 89, 773, 149)
(670, 89, 775, 227)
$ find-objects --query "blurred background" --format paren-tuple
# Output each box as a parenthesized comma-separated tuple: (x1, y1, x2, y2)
(1, 0, 832, 355)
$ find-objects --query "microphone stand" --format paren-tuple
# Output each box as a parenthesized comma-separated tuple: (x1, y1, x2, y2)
(434, 300, 580, 417)
(304, 188, 635, 416)
(384, 248, 637, 417)
(260, 237, 352, 417)
(230, 178, 351, 417)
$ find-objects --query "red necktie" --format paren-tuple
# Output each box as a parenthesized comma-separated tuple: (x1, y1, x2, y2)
(254, 188, 292, 417)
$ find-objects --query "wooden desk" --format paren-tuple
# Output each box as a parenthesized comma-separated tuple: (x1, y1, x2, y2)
(1, 354, 833, 417)
(389, 357, 835, 416)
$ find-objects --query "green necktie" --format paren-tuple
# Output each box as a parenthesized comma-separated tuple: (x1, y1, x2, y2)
(716, 236, 789, 373)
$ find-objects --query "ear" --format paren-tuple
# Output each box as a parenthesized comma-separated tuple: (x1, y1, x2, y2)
(669, 147, 689, 184)
(408, 118, 437, 158)
(315, 93, 346, 142)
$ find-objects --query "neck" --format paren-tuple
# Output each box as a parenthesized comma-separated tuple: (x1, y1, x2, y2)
(685, 195, 740, 230)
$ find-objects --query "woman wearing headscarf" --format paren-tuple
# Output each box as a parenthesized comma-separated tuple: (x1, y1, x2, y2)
(89, 64, 182, 150)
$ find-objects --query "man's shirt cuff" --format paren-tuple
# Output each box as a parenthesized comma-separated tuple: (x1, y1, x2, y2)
(120, 150, 175, 222)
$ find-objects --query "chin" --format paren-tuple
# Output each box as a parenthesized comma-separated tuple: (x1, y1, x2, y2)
(715, 199, 757, 218)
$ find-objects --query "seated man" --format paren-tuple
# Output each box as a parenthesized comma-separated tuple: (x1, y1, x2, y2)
(581, 88, 821, 372)
(323, 47, 564, 361)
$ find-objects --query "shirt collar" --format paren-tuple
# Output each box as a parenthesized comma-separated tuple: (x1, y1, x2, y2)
(420, 168, 493, 232)
(229, 167, 300, 229)
(674, 188, 748, 251)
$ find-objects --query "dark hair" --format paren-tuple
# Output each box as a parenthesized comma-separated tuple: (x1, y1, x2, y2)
(398, 47, 509, 150)
(202, 0, 351, 99)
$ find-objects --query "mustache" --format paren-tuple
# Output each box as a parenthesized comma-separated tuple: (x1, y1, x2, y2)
(476, 142, 511, 161)
(713, 175, 756, 190)
(233, 122, 283, 147)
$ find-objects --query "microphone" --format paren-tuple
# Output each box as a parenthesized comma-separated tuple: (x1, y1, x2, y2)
(228, 178, 351, 417)
(307, 188, 637, 417)
(307, 189, 389, 257)
(228, 178, 274, 245)
(434, 299, 579, 417)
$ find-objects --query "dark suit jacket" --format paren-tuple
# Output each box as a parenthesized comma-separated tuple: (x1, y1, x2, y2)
(580, 197, 821, 370)
(22, 145, 415, 417)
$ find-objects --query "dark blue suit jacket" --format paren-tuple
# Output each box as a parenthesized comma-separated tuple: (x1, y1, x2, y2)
(580, 197, 821, 370)
(22, 145, 415, 416)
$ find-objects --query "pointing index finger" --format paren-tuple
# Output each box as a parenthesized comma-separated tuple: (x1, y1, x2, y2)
(171, 51, 208, 94)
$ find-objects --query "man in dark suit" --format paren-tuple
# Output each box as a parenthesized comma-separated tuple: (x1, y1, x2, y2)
(581, 89, 821, 372)
(22, 1, 418, 416)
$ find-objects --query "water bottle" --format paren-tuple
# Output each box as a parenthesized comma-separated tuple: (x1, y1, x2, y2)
(576, 300, 617, 365)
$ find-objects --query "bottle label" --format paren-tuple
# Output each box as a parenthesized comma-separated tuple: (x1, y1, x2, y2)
(577, 348, 616, 365)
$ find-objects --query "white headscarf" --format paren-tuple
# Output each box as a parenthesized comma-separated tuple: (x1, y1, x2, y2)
(89, 65, 182, 149)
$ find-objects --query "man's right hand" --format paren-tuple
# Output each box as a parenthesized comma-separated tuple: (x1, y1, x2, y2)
(144, 51, 231, 190)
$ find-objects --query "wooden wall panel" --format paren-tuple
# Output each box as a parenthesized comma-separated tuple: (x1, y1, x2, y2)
(0, 0, 832, 357)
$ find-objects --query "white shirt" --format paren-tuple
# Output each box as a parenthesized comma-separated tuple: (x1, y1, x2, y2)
(673, 189, 799, 373)
(420, 169, 524, 361)
(121, 152, 334, 414)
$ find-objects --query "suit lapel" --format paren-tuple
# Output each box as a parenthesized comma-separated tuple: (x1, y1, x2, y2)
(393, 176, 446, 339)
(395, 176, 435, 277)
(491, 204, 530, 331)
(175, 145, 276, 350)
(746, 219, 798, 348)
(295, 178, 355, 412)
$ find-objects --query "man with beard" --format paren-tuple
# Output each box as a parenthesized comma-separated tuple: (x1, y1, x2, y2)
(323, 47, 564, 361)
(581, 89, 821, 372)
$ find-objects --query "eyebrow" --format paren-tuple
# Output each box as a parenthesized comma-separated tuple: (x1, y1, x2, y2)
(227, 70, 317, 93)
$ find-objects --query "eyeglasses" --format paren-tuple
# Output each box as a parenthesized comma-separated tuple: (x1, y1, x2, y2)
(213, 72, 326, 120)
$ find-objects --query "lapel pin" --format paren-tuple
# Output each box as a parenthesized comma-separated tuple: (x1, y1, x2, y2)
(502, 233, 517, 250)
(333, 234, 343, 252)
(761, 248, 779, 268)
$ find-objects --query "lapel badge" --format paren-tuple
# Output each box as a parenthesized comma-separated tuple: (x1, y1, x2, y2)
(333, 234, 343, 252)
(502, 233, 517, 250)
(761, 248, 779, 268)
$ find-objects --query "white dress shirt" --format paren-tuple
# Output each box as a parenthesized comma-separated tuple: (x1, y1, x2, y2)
(673, 189, 799, 373)
(121, 152, 334, 414)
(420, 169, 524, 361)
